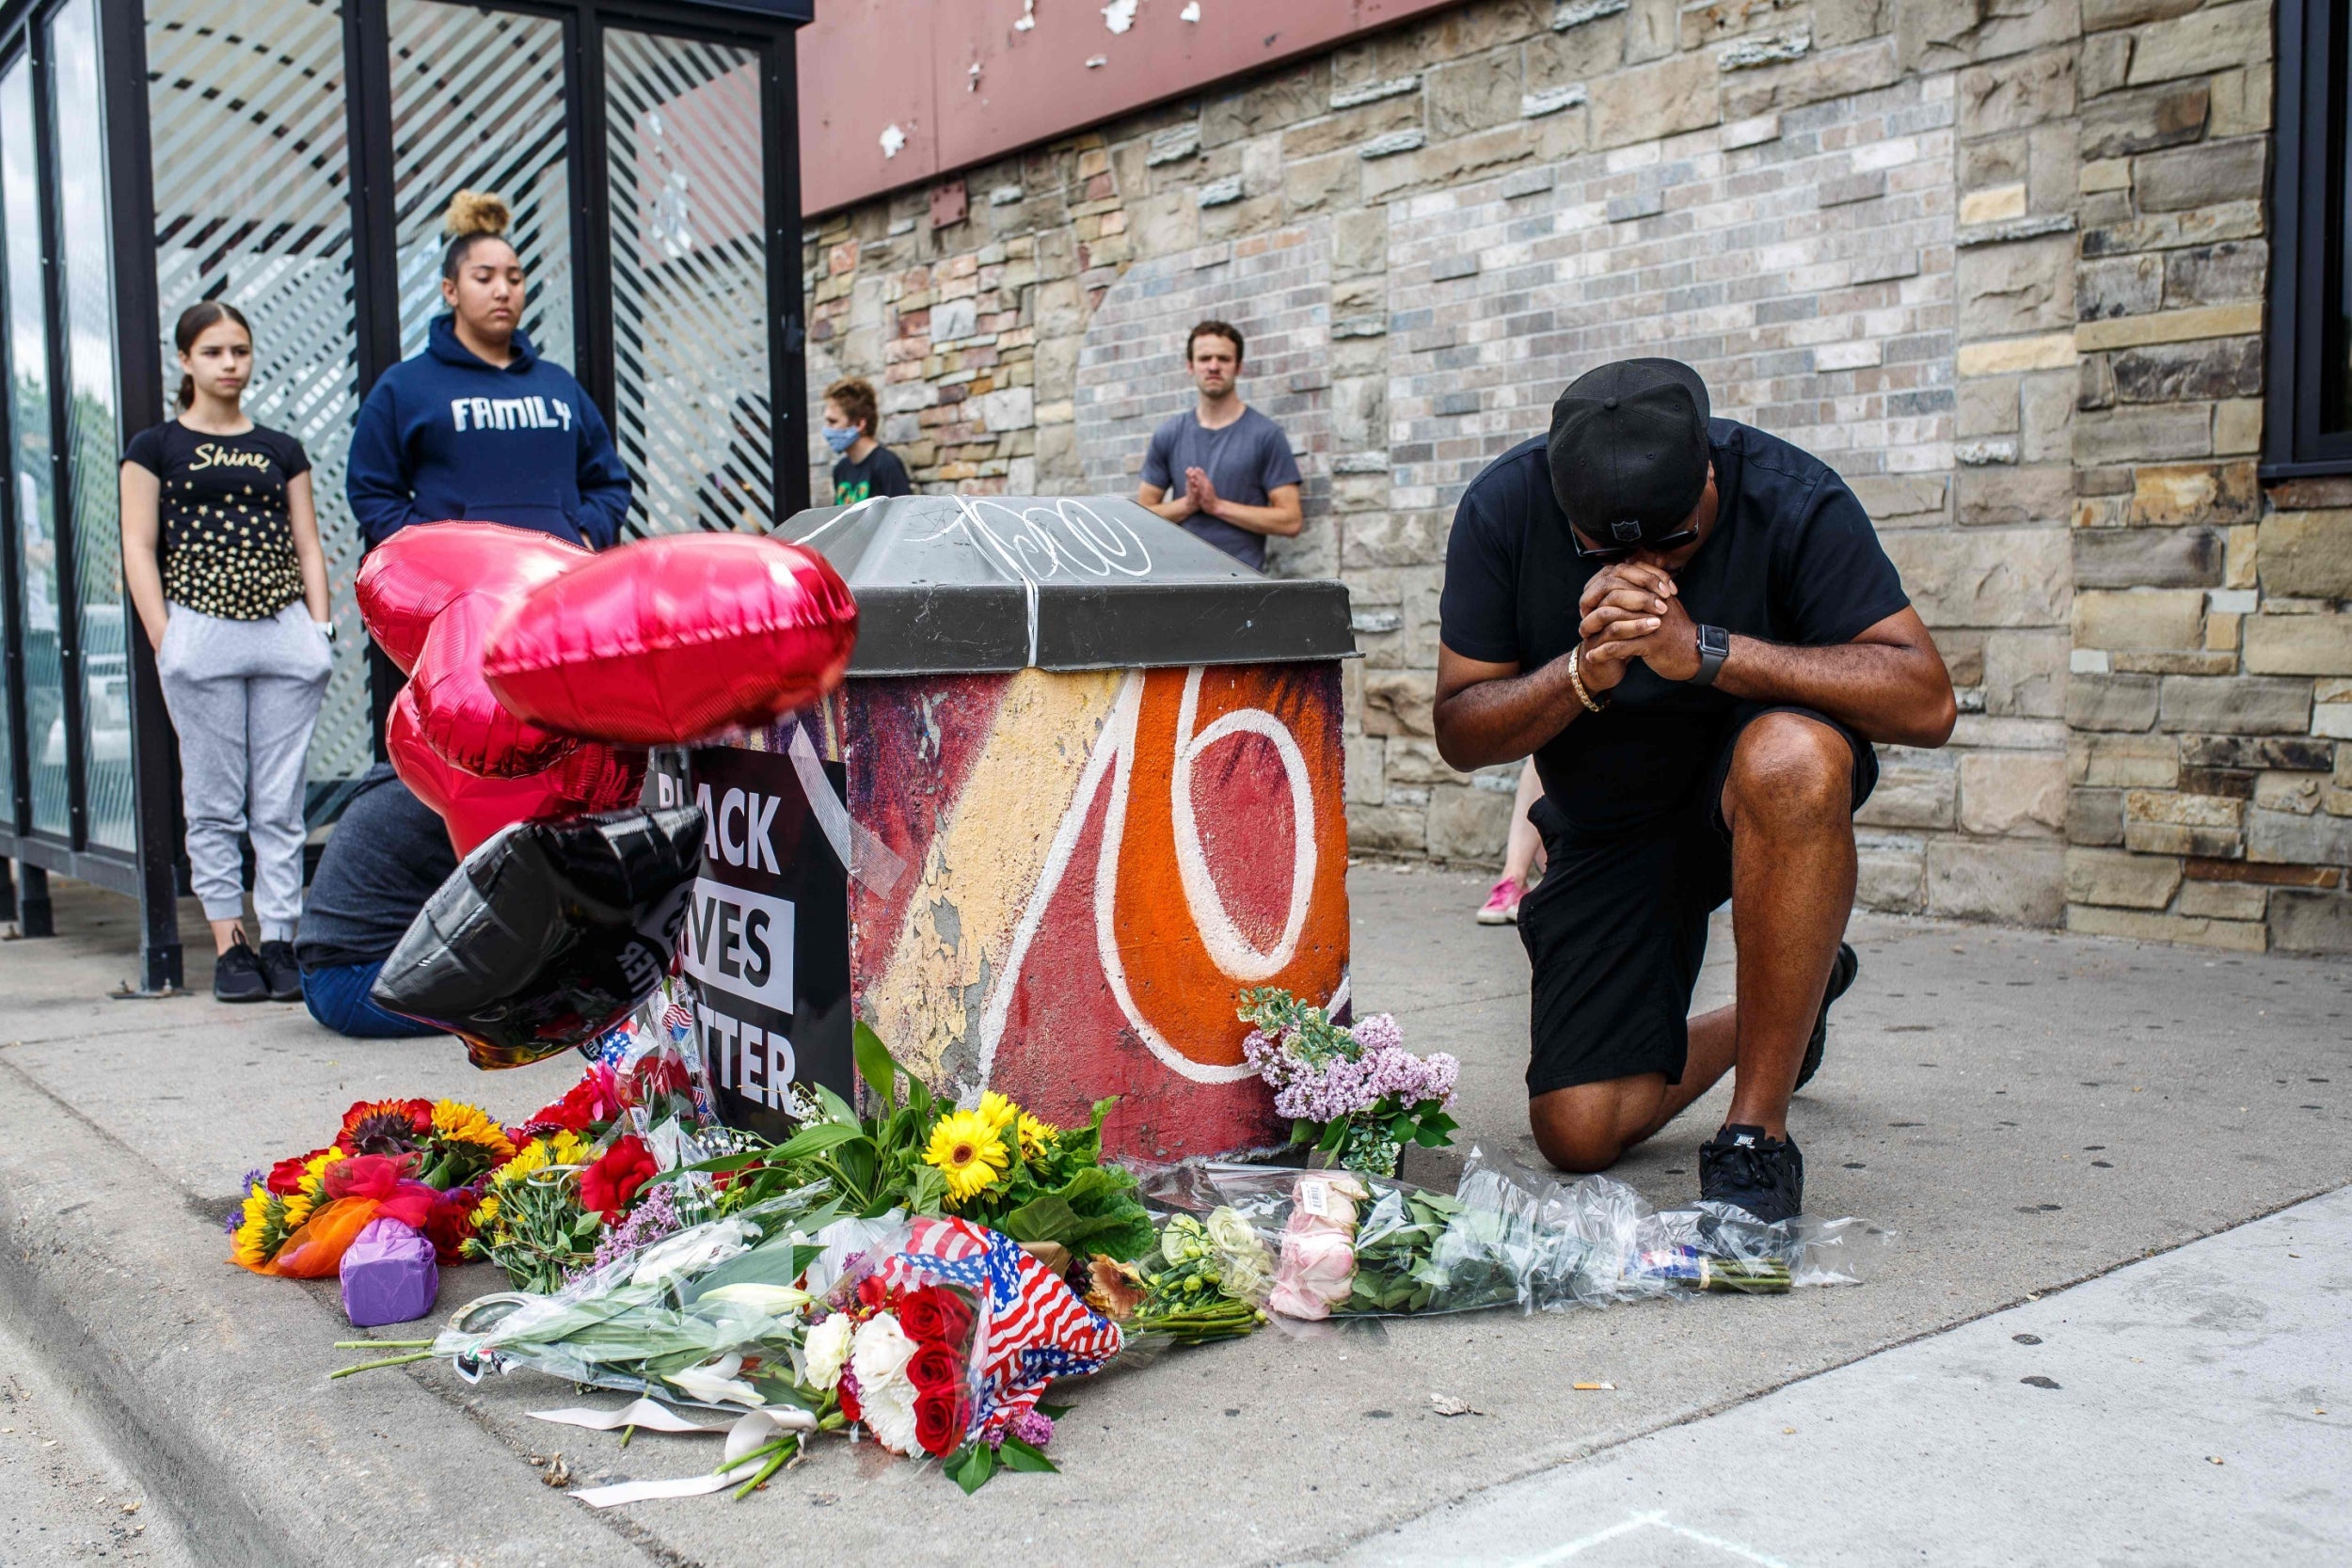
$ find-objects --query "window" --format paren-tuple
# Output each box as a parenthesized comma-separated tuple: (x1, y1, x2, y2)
(2269, 0, 2352, 474)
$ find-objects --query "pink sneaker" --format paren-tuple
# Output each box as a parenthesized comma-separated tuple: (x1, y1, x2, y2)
(1475, 876, 1524, 926)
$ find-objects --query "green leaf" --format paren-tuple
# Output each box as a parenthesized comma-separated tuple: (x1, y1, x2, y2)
(1289, 1118, 1315, 1146)
(1035, 1401, 1074, 1419)
(852, 1022, 898, 1113)
(997, 1434, 1058, 1473)
(1413, 1122, 1452, 1148)
(813, 1083, 859, 1125)
(946, 1440, 998, 1495)
(1388, 1113, 1413, 1141)
(1318, 1117, 1348, 1153)
(773, 1121, 865, 1161)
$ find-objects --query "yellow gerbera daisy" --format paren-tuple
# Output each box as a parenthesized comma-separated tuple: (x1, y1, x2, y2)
(1016, 1112, 1057, 1161)
(474, 1192, 501, 1227)
(924, 1109, 1009, 1204)
(976, 1090, 1019, 1134)
(431, 1100, 516, 1161)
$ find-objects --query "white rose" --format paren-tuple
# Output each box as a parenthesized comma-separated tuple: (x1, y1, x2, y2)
(860, 1376, 921, 1456)
(850, 1312, 918, 1395)
(802, 1313, 854, 1392)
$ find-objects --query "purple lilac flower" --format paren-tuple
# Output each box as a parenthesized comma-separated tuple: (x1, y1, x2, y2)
(1007, 1408, 1054, 1449)
(566, 1180, 686, 1283)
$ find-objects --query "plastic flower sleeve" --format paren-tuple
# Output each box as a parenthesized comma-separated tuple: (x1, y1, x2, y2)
(432, 1185, 838, 1402)
(1139, 1147, 1892, 1320)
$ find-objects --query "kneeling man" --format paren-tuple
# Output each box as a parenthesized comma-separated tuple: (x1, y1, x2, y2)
(1434, 359, 1955, 1222)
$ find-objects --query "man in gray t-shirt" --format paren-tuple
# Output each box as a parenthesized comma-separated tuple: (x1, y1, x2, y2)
(1137, 319, 1304, 571)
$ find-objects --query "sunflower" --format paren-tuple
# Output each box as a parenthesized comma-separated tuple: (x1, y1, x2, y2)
(976, 1090, 1019, 1135)
(924, 1109, 1010, 1204)
(431, 1101, 516, 1163)
(337, 1098, 433, 1155)
(1016, 1111, 1057, 1162)
(229, 1182, 289, 1270)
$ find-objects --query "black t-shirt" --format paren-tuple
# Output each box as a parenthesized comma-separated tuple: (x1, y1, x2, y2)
(832, 444, 912, 504)
(122, 420, 310, 620)
(1438, 420, 1910, 841)
(295, 765, 459, 972)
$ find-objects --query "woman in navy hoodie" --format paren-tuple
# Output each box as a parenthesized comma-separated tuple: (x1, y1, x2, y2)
(346, 190, 630, 548)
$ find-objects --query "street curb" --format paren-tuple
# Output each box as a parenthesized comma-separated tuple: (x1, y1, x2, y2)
(0, 1053, 665, 1568)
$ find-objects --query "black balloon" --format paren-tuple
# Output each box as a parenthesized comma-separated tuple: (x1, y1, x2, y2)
(371, 806, 705, 1069)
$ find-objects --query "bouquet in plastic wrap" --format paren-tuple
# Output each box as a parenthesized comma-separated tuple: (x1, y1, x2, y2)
(386, 1186, 1123, 1494)
(1138, 1148, 1893, 1323)
(1238, 989, 1459, 1178)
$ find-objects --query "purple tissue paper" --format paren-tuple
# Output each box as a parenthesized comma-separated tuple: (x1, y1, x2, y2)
(340, 1217, 439, 1327)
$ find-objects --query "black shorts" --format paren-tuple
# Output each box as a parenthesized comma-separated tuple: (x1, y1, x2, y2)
(1516, 705, 1878, 1099)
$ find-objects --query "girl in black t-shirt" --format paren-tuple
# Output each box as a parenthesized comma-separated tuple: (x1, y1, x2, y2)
(120, 301, 335, 1006)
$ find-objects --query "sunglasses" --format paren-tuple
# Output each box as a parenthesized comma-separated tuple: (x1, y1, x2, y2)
(1570, 525, 1699, 563)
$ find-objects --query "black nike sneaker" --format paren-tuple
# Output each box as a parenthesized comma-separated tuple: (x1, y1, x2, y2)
(1794, 942, 1859, 1093)
(257, 940, 303, 1003)
(213, 933, 268, 1004)
(1699, 1123, 1804, 1226)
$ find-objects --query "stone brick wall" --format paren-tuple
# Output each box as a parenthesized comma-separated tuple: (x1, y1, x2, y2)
(801, 0, 2352, 951)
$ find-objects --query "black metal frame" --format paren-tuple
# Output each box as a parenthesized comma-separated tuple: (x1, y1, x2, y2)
(0, 0, 809, 985)
(2265, 0, 2352, 479)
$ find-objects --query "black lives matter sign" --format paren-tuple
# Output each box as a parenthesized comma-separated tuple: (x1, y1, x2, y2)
(668, 744, 852, 1140)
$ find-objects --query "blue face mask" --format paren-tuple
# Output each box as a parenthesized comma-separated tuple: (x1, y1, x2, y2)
(823, 424, 859, 455)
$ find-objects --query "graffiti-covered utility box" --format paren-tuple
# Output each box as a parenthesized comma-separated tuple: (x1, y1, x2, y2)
(678, 495, 1355, 1160)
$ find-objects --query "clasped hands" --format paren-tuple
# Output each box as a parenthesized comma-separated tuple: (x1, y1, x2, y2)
(1179, 466, 1226, 520)
(1577, 560, 1702, 691)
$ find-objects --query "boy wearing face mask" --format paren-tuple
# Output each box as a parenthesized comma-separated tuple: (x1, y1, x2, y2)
(821, 377, 912, 505)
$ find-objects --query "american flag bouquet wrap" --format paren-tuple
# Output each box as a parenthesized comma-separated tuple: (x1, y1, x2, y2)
(797, 1216, 1123, 1489)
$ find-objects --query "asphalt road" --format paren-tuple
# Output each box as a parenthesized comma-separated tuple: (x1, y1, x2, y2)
(0, 863, 2345, 1566)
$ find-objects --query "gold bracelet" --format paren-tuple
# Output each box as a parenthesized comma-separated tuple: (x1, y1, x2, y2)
(1569, 646, 1605, 713)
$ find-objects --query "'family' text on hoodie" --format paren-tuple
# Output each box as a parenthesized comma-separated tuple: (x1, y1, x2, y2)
(345, 315, 631, 549)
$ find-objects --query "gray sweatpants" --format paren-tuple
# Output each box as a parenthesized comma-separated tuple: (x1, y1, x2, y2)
(156, 601, 332, 940)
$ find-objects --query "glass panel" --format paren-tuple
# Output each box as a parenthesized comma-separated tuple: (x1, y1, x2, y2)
(389, 0, 573, 366)
(147, 0, 373, 800)
(51, 0, 131, 849)
(605, 28, 770, 536)
(0, 60, 53, 834)
(2331, 18, 2352, 432)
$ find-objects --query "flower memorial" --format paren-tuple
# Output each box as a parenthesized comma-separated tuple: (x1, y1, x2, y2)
(230, 1098, 514, 1278)
(686, 1025, 1155, 1264)
(1238, 989, 1460, 1177)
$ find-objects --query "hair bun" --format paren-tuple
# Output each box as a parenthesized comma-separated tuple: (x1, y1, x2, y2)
(441, 189, 511, 240)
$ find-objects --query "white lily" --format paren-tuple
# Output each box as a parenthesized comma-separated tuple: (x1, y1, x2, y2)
(697, 1283, 811, 1317)
(665, 1352, 766, 1408)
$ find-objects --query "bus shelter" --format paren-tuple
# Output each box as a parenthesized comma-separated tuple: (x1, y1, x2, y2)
(0, 0, 811, 990)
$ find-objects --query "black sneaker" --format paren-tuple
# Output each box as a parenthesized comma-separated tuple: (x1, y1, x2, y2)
(257, 940, 303, 1003)
(1794, 942, 1859, 1093)
(213, 933, 268, 1004)
(1699, 1124, 1804, 1226)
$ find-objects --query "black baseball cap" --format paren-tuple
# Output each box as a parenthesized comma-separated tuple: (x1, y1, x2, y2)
(1546, 358, 1712, 546)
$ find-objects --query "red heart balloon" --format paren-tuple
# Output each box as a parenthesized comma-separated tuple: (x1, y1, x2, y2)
(407, 591, 578, 778)
(482, 533, 857, 746)
(357, 521, 591, 673)
(387, 687, 646, 857)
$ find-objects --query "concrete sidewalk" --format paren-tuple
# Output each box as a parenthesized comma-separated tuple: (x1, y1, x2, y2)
(0, 863, 2346, 1566)
(1336, 1185, 2352, 1567)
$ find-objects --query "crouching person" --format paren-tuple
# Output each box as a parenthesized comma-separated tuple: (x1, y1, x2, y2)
(296, 764, 458, 1037)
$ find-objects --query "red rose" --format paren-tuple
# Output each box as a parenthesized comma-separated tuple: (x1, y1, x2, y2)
(265, 1148, 331, 1196)
(423, 1187, 482, 1263)
(895, 1288, 948, 1342)
(930, 1289, 977, 1347)
(579, 1134, 660, 1217)
(856, 1275, 888, 1310)
(913, 1389, 965, 1457)
(904, 1341, 962, 1399)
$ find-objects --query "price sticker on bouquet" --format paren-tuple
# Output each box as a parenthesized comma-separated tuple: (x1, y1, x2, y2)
(678, 738, 853, 1139)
